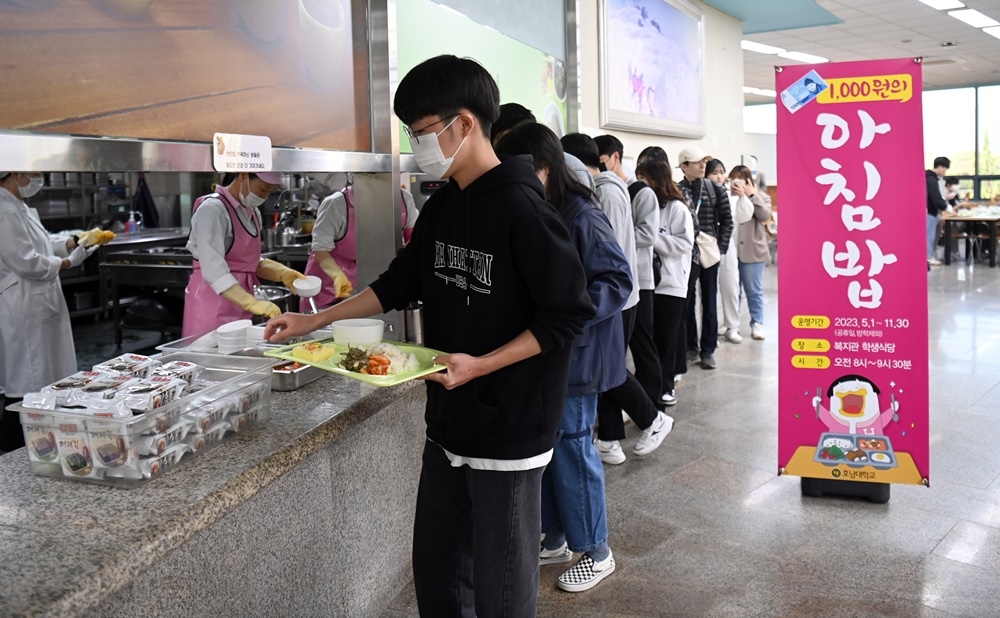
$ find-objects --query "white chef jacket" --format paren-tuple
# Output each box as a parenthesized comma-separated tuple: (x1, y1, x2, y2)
(310, 188, 419, 253)
(186, 196, 262, 294)
(0, 187, 77, 397)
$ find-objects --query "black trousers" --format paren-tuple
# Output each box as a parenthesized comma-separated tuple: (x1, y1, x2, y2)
(676, 262, 700, 376)
(654, 294, 688, 396)
(412, 441, 543, 618)
(686, 262, 719, 357)
(628, 290, 662, 405)
(596, 306, 658, 441)
(0, 396, 25, 452)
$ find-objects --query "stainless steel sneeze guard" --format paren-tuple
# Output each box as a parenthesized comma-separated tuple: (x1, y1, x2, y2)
(0, 132, 393, 173)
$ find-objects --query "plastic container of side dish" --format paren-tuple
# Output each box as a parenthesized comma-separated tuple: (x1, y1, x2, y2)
(8, 352, 276, 489)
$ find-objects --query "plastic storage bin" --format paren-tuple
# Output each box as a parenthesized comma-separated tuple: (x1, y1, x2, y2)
(8, 352, 276, 489)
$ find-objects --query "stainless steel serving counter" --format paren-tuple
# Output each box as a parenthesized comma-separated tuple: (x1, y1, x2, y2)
(0, 374, 426, 617)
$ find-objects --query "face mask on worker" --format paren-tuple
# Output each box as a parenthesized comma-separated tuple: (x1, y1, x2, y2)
(17, 174, 44, 199)
(239, 177, 267, 209)
(409, 115, 467, 179)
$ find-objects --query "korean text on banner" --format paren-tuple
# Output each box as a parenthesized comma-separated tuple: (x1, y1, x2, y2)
(776, 58, 929, 486)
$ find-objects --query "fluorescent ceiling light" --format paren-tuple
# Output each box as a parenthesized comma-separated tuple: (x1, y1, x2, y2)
(742, 86, 756, 93)
(778, 51, 830, 64)
(741, 40, 786, 54)
(742, 87, 776, 98)
(948, 9, 1000, 28)
(984, 26, 1000, 39)
(918, 0, 964, 10)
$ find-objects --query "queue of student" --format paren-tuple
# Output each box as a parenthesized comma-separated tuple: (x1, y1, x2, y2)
(265, 54, 773, 616)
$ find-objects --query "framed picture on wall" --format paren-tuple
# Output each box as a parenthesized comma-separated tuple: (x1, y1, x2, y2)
(598, 0, 706, 138)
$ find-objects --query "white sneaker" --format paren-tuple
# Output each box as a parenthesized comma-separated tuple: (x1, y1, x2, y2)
(751, 323, 765, 340)
(540, 542, 573, 565)
(661, 391, 677, 406)
(724, 329, 743, 343)
(557, 550, 616, 592)
(633, 412, 674, 456)
(594, 439, 626, 465)
(674, 374, 683, 383)
(717, 326, 727, 336)
(928, 258, 942, 266)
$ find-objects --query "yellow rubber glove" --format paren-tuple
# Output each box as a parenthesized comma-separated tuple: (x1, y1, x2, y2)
(77, 228, 116, 247)
(220, 285, 281, 318)
(256, 259, 306, 295)
(317, 252, 353, 298)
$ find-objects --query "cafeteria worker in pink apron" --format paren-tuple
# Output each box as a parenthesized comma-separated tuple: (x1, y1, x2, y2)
(300, 184, 417, 311)
(183, 172, 306, 337)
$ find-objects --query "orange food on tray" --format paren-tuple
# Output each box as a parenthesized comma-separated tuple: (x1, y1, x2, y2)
(292, 341, 335, 362)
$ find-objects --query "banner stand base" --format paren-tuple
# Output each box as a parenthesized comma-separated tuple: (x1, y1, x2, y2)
(801, 477, 890, 504)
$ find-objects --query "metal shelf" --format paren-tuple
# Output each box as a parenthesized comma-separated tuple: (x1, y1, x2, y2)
(60, 275, 100, 285)
(69, 297, 136, 319)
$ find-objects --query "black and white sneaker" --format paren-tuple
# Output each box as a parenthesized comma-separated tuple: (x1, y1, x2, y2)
(633, 411, 674, 456)
(540, 542, 573, 565)
(557, 551, 616, 592)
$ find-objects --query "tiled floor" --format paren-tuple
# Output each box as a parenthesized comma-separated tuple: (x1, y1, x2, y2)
(382, 260, 1000, 617)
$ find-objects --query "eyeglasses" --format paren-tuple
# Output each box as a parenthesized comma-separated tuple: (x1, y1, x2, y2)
(403, 114, 458, 143)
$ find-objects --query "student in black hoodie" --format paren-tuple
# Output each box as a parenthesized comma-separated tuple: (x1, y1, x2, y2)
(265, 55, 594, 617)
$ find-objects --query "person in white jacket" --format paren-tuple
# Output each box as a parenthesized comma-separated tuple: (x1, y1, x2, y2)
(709, 160, 754, 343)
(0, 172, 106, 451)
(635, 160, 695, 407)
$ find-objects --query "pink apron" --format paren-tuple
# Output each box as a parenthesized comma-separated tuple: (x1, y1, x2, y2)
(182, 187, 262, 337)
(301, 187, 410, 311)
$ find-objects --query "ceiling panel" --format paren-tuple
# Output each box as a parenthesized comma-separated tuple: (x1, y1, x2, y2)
(741, 0, 1000, 102)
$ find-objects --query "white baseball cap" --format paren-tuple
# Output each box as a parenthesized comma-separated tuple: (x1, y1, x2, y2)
(677, 147, 712, 165)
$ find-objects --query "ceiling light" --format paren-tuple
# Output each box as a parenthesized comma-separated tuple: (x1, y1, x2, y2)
(742, 86, 756, 94)
(948, 9, 1000, 28)
(985, 26, 1000, 39)
(757, 89, 777, 97)
(741, 40, 786, 54)
(778, 51, 830, 64)
(918, 0, 964, 10)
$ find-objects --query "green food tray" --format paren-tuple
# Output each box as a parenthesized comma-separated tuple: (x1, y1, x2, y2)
(264, 339, 447, 386)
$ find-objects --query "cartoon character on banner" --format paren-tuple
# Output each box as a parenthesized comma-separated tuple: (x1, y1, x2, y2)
(811, 374, 899, 436)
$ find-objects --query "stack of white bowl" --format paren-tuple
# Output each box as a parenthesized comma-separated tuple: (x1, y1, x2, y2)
(216, 319, 252, 355)
(245, 325, 267, 345)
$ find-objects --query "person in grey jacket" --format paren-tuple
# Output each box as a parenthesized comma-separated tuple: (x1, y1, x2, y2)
(594, 135, 664, 421)
(729, 165, 772, 341)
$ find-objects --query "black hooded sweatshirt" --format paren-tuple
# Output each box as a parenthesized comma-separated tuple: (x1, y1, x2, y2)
(369, 156, 595, 460)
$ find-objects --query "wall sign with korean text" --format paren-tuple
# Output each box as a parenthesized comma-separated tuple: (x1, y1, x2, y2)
(212, 133, 273, 174)
(777, 58, 929, 486)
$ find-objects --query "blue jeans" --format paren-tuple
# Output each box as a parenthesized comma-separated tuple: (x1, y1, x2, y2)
(927, 213, 939, 259)
(412, 441, 543, 618)
(738, 261, 765, 326)
(541, 394, 608, 553)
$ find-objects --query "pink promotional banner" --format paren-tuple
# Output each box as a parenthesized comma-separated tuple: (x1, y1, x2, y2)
(777, 58, 929, 486)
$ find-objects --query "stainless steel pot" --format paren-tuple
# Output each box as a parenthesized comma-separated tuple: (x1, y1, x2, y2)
(403, 303, 424, 345)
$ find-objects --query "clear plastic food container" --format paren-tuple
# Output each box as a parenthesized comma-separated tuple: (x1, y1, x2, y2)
(8, 352, 276, 489)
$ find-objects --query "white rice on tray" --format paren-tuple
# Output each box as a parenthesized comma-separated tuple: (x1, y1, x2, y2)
(367, 342, 419, 375)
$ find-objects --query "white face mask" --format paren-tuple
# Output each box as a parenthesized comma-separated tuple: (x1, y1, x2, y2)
(239, 177, 266, 209)
(409, 116, 467, 179)
(17, 174, 44, 199)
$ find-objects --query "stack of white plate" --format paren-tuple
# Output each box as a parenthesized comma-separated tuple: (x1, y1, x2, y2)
(245, 325, 267, 345)
(216, 319, 252, 355)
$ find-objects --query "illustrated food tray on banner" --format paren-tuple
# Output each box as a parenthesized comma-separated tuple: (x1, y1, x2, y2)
(776, 58, 929, 487)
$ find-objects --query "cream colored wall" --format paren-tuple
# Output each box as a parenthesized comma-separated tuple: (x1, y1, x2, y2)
(576, 0, 746, 178)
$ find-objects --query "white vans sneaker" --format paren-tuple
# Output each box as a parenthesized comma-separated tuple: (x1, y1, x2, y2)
(633, 412, 674, 456)
(540, 542, 573, 565)
(594, 439, 626, 465)
(557, 551, 616, 592)
(751, 323, 765, 340)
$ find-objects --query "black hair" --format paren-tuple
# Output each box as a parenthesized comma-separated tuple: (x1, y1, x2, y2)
(933, 157, 951, 169)
(560, 133, 601, 169)
(705, 159, 726, 178)
(805, 78, 816, 87)
(826, 375, 880, 398)
(492, 102, 536, 142)
(593, 134, 624, 159)
(637, 146, 668, 166)
(635, 159, 684, 205)
(394, 55, 499, 139)
(494, 122, 594, 214)
(945, 176, 959, 186)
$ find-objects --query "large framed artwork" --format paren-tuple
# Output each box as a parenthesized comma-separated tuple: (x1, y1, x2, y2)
(599, 0, 706, 138)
